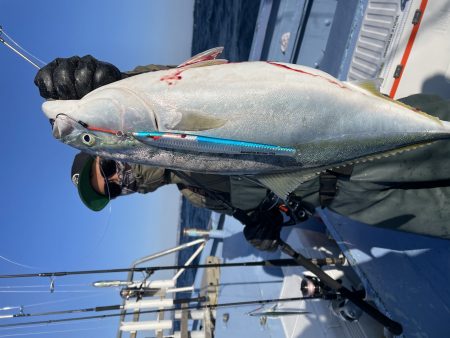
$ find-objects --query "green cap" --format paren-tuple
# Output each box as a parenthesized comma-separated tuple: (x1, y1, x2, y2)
(71, 152, 109, 211)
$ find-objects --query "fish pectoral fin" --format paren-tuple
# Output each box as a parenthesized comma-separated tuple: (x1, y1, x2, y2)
(177, 47, 228, 68)
(253, 171, 317, 200)
(167, 111, 227, 131)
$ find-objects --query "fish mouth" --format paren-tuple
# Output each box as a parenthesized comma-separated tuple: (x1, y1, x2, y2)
(51, 114, 84, 140)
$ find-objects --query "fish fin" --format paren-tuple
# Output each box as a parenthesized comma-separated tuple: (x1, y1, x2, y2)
(257, 142, 439, 199)
(254, 171, 317, 199)
(166, 111, 227, 131)
(346, 78, 383, 96)
(178, 47, 227, 68)
(348, 78, 422, 111)
(180, 59, 228, 69)
(346, 79, 442, 121)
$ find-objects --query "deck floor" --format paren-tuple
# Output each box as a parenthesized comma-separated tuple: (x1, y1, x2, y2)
(319, 209, 450, 337)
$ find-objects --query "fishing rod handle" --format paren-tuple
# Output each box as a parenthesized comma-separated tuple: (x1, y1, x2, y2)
(279, 241, 403, 335)
(339, 288, 403, 335)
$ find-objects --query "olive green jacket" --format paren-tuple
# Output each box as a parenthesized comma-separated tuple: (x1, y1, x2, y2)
(130, 165, 268, 215)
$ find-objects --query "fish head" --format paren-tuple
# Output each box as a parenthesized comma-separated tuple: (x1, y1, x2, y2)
(42, 87, 158, 156)
(47, 112, 125, 155)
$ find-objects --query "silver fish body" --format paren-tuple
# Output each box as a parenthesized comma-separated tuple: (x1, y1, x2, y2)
(42, 51, 450, 181)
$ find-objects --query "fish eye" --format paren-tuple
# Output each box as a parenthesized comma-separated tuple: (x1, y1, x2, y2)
(81, 133, 95, 146)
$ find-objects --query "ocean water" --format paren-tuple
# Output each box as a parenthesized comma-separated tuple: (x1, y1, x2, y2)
(174, 0, 261, 313)
(175, 197, 211, 290)
(191, 0, 261, 61)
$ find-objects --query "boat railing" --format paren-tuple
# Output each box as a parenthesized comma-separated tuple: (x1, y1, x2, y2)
(116, 238, 217, 338)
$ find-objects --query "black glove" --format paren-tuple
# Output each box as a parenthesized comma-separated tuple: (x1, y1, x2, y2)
(34, 55, 122, 100)
(237, 208, 284, 252)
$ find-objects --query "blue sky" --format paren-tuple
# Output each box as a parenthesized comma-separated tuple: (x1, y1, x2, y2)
(0, 0, 194, 336)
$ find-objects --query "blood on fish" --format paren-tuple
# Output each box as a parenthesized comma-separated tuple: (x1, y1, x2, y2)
(266, 61, 344, 88)
(160, 69, 185, 85)
(160, 48, 225, 85)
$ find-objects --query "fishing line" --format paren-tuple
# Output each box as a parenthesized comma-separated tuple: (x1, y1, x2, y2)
(95, 204, 113, 248)
(0, 255, 40, 271)
(0, 294, 110, 321)
(0, 28, 46, 67)
(96, 160, 114, 249)
(0, 325, 112, 337)
(47, 149, 115, 263)
(0, 33, 41, 69)
(0, 317, 112, 331)
(82, 158, 112, 252)
(13, 293, 108, 309)
(0, 283, 90, 289)
(0, 290, 100, 294)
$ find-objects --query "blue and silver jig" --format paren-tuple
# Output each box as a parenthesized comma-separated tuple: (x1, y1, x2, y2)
(133, 131, 296, 157)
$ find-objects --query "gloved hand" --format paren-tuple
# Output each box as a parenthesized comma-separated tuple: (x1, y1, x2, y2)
(240, 208, 284, 252)
(34, 55, 122, 100)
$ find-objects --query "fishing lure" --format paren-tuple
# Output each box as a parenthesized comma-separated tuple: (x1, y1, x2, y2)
(132, 131, 296, 157)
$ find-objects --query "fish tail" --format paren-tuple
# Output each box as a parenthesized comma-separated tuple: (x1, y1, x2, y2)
(444, 120, 450, 131)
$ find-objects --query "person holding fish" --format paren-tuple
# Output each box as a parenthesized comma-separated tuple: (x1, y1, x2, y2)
(34, 53, 450, 251)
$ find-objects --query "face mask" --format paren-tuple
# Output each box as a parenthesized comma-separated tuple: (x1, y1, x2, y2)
(116, 161, 138, 196)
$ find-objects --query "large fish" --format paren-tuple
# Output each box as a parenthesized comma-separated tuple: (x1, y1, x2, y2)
(42, 47, 450, 197)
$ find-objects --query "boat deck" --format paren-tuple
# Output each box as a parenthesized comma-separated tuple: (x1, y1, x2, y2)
(319, 209, 450, 337)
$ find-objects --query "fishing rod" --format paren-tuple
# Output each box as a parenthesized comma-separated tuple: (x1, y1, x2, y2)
(0, 295, 318, 328)
(0, 257, 344, 279)
(0, 296, 206, 320)
(0, 26, 41, 69)
(0, 280, 343, 320)
(172, 170, 403, 335)
(279, 241, 402, 335)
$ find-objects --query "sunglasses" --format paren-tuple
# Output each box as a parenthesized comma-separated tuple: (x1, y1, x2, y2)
(99, 159, 122, 199)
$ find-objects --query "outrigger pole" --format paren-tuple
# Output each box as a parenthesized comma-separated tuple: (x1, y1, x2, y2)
(0, 295, 318, 328)
(0, 258, 344, 279)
